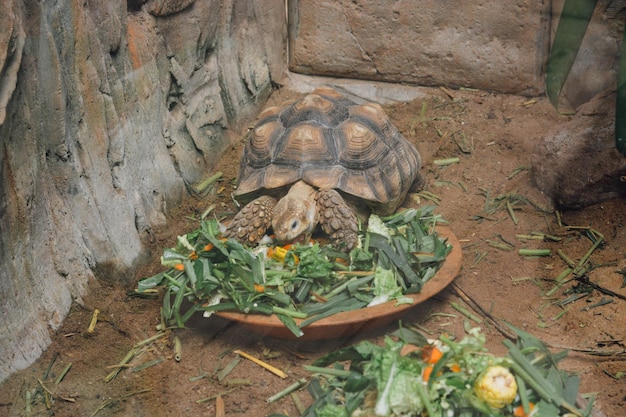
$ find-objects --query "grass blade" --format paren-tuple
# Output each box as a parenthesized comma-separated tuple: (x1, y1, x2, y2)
(545, 0, 598, 110)
(275, 312, 304, 338)
(300, 299, 368, 328)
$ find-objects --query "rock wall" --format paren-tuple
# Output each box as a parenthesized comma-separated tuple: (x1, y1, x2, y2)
(288, 0, 620, 101)
(532, 91, 626, 208)
(288, 0, 551, 95)
(0, 0, 286, 381)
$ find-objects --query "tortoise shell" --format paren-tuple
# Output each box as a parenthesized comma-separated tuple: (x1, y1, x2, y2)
(234, 87, 423, 216)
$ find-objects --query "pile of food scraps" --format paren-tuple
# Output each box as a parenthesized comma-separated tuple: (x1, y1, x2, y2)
(300, 325, 594, 417)
(137, 206, 452, 337)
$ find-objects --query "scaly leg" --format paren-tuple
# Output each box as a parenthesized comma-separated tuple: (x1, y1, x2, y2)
(317, 189, 359, 251)
(223, 195, 277, 246)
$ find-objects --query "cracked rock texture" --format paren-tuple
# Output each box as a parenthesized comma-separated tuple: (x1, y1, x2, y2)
(0, 0, 285, 381)
(532, 91, 626, 209)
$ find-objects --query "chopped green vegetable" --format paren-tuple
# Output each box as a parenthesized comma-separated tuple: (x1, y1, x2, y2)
(137, 206, 451, 337)
(304, 326, 593, 416)
(369, 266, 403, 306)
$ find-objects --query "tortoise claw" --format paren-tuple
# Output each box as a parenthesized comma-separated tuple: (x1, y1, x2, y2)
(223, 195, 278, 245)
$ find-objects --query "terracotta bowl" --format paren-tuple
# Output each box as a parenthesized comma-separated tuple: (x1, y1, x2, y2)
(215, 226, 462, 340)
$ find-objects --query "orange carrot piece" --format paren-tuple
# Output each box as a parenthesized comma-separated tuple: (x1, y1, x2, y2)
(335, 257, 349, 266)
(422, 365, 434, 382)
(513, 403, 535, 417)
(421, 345, 444, 364)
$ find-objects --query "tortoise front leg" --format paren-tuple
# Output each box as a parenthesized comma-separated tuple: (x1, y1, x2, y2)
(223, 195, 277, 246)
(317, 189, 359, 251)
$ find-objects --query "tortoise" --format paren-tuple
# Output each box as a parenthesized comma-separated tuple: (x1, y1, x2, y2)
(223, 86, 425, 250)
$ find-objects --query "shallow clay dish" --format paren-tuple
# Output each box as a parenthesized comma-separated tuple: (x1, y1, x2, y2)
(215, 226, 462, 340)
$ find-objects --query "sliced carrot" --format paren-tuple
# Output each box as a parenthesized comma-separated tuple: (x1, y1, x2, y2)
(189, 251, 198, 260)
(421, 345, 444, 364)
(422, 365, 434, 382)
(254, 284, 265, 293)
(173, 263, 185, 271)
(335, 257, 349, 266)
(204, 237, 226, 251)
(513, 403, 535, 417)
(449, 363, 462, 373)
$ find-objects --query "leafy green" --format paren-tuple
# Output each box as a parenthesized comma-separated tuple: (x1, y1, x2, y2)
(315, 404, 349, 417)
(304, 326, 594, 417)
(503, 323, 589, 416)
(292, 243, 336, 281)
(369, 347, 425, 415)
(367, 213, 393, 239)
(545, 0, 626, 156)
(370, 266, 403, 306)
(136, 206, 452, 337)
(545, 0, 598, 110)
(275, 312, 303, 338)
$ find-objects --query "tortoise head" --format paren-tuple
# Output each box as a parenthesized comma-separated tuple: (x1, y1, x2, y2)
(272, 181, 319, 244)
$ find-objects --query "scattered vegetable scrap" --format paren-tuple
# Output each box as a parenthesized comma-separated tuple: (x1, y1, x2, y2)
(474, 365, 517, 409)
(87, 308, 99, 333)
(234, 349, 287, 379)
(302, 325, 594, 417)
(137, 206, 452, 337)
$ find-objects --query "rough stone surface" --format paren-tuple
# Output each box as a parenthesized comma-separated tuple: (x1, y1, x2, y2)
(288, 0, 623, 101)
(0, 1, 25, 124)
(289, 0, 551, 95)
(146, 0, 195, 16)
(532, 90, 626, 209)
(0, 0, 285, 381)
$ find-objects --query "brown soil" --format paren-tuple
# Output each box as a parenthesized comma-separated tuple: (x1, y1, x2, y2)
(1, 86, 624, 417)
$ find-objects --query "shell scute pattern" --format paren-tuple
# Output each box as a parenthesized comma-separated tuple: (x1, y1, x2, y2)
(235, 87, 423, 215)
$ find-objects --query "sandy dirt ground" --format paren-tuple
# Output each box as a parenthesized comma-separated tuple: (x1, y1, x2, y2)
(0, 82, 624, 417)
